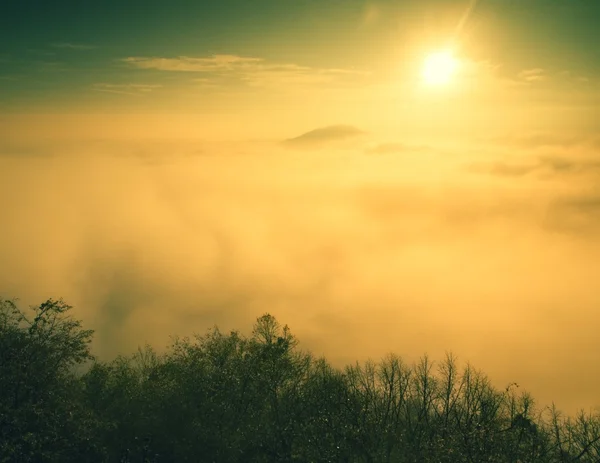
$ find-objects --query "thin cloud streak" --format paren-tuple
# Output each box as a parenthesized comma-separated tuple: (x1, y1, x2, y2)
(122, 55, 265, 72)
(122, 54, 371, 88)
(519, 68, 547, 82)
(51, 42, 98, 50)
(92, 83, 162, 96)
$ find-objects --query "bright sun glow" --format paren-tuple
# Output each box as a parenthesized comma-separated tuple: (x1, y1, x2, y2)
(422, 50, 459, 86)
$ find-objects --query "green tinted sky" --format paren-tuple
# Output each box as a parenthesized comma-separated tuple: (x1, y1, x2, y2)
(1, 0, 599, 113)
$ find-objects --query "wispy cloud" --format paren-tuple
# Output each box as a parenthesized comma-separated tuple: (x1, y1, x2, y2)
(122, 54, 370, 88)
(518, 68, 547, 82)
(92, 83, 162, 96)
(467, 153, 600, 180)
(26, 48, 57, 57)
(52, 42, 98, 50)
(545, 194, 600, 236)
(491, 132, 583, 149)
(557, 70, 592, 84)
(123, 55, 262, 72)
(365, 143, 429, 155)
(467, 162, 539, 177)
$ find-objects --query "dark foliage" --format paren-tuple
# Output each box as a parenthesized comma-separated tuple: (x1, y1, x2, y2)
(1, 298, 599, 462)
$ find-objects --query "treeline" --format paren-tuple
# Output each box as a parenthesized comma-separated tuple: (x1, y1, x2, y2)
(1, 298, 599, 462)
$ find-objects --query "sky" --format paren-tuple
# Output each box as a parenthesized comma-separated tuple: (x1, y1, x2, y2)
(1, 0, 600, 415)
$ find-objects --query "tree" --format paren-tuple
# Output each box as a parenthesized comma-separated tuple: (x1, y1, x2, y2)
(3, 297, 600, 462)
(0, 298, 95, 462)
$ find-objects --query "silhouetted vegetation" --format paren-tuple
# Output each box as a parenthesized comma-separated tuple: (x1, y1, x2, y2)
(1, 298, 599, 462)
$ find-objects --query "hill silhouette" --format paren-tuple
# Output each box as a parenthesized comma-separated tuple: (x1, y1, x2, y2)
(1, 297, 599, 462)
(283, 125, 365, 148)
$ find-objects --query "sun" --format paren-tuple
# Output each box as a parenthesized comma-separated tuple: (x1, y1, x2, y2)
(421, 50, 459, 87)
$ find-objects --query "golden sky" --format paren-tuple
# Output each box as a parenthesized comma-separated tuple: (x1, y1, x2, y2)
(1, 0, 600, 416)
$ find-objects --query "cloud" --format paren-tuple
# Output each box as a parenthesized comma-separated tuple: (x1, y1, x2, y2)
(92, 83, 162, 96)
(241, 64, 366, 87)
(282, 125, 365, 148)
(519, 68, 547, 82)
(539, 156, 600, 178)
(538, 156, 578, 173)
(51, 42, 98, 50)
(361, 3, 382, 27)
(365, 142, 428, 155)
(123, 55, 263, 72)
(467, 153, 600, 180)
(491, 132, 585, 149)
(467, 162, 539, 177)
(2, 123, 600, 417)
(0, 141, 53, 158)
(557, 70, 594, 85)
(544, 194, 600, 236)
(122, 54, 370, 89)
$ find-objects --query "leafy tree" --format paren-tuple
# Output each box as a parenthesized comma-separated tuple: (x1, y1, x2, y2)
(0, 298, 95, 462)
(3, 297, 600, 462)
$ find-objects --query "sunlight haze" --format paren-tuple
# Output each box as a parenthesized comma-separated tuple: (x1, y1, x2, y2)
(1, 0, 600, 419)
(421, 50, 459, 86)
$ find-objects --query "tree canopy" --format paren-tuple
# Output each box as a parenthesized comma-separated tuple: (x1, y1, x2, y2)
(1, 297, 598, 462)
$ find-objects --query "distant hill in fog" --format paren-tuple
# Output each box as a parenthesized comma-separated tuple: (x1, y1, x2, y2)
(283, 124, 365, 147)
